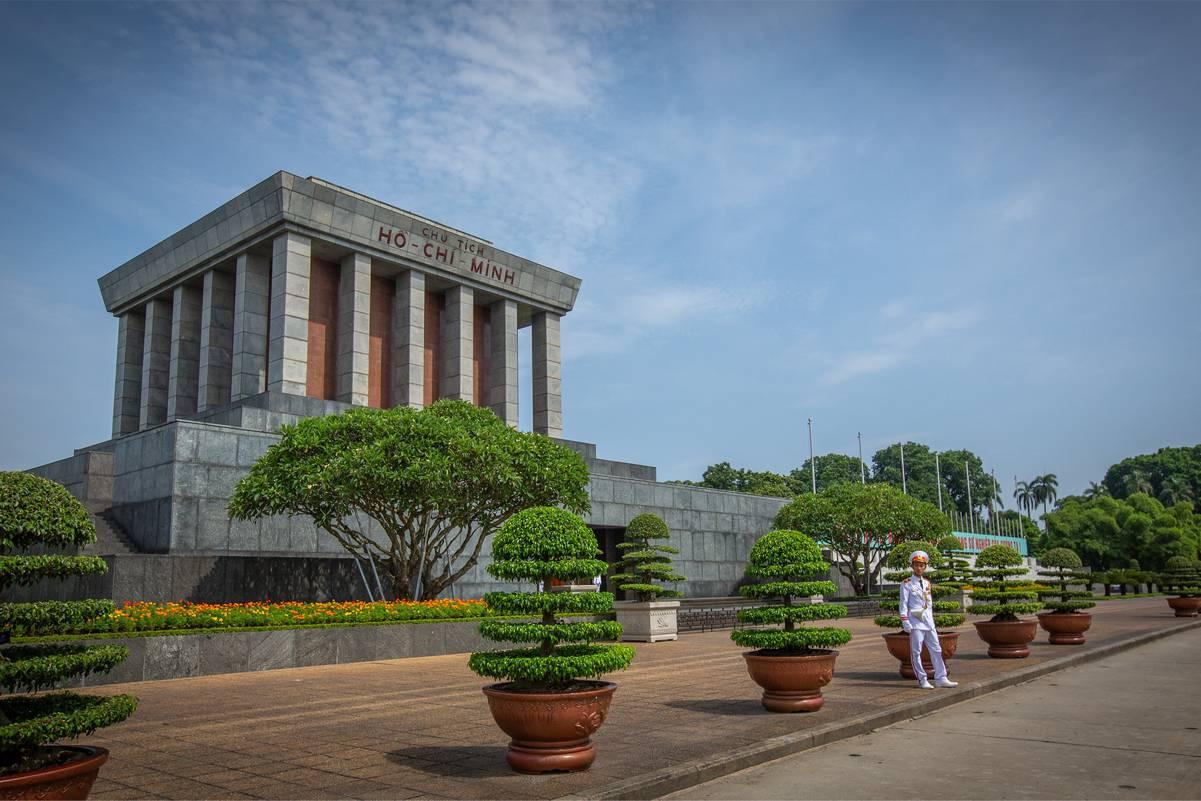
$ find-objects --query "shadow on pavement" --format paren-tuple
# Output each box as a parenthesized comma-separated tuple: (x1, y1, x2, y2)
(661, 699, 766, 716)
(385, 745, 512, 777)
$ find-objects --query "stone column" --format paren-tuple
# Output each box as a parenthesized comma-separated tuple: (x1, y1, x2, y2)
(489, 299, 518, 427)
(440, 286, 473, 401)
(532, 311, 562, 437)
(336, 252, 371, 406)
(391, 270, 425, 408)
(267, 232, 311, 396)
(112, 310, 145, 437)
(167, 284, 202, 421)
(197, 269, 235, 412)
(138, 297, 173, 429)
(231, 252, 270, 401)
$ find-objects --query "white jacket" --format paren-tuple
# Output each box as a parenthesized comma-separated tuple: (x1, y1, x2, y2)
(899, 575, 936, 631)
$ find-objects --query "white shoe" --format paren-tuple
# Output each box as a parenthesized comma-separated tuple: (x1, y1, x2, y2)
(918, 680, 934, 689)
(934, 678, 958, 688)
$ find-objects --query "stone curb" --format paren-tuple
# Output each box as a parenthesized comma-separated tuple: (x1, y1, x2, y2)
(563, 617, 1201, 800)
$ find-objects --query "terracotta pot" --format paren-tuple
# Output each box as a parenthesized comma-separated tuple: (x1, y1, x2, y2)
(482, 681, 616, 773)
(742, 649, 838, 713)
(1166, 596, 1201, 617)
(0, 746, 108, 800)
(973, 619, 1038, 658)
(881, 631, 960, 679)
(1037, 611, 1093, 644)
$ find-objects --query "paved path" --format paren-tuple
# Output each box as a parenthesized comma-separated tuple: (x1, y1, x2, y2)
(76, 598, 1196, 800)
(668, 625, 1201, 800)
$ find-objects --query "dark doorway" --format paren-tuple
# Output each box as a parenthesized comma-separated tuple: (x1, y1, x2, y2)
(591, 526, 624, 593)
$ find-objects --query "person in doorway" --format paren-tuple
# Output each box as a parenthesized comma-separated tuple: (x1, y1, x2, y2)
(900, 550, 958, 690)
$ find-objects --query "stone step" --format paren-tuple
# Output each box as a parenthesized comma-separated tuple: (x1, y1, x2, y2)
(83, 504, 139, 555)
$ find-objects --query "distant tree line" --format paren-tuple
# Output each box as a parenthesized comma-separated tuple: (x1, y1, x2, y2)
(670, 442, 1010, 516)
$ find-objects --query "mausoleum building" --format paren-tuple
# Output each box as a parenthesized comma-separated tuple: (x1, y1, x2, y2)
(29, 172, 786, 604)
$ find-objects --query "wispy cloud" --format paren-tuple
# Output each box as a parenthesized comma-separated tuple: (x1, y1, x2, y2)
(564, 280, 769, 360)
(159, 0, 645, 269)
(820, 306, 982, 385)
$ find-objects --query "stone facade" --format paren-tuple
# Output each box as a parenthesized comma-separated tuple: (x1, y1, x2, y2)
(25, 172, 789, 606)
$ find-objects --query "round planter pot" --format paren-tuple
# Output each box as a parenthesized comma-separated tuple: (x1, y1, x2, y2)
(1166, 596, 1201, 618)
(481, 681, 616, 774)
(881, 631, 960, 679)
(1037, 611, 1093, 645)
(0, 746, 108, 800)
(973, 619, 1038, 658)
(742, 649, 838, 713)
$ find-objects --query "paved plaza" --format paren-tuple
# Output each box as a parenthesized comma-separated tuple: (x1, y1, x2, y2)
(78, 598, 1197, 800)
(669, 625, 1201, 800)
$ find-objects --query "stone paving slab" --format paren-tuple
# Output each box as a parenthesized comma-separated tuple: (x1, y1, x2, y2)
(75, 598, 1198, 800)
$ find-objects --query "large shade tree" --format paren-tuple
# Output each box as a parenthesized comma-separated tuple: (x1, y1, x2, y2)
(773, 483, 951, 596)
(1042, 494, 1200, 571)
(228, 400, 590, 599)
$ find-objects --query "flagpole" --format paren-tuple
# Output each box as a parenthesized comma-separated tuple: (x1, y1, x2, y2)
(965, 461, 973, 531)
(900, 443, 907, 494)
(935, 452, 943, 512)
(808, 417, 816, 494)
(858, 432, 866, 484)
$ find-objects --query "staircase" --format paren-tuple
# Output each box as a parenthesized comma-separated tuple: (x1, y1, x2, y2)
(84, 503, 139, 555)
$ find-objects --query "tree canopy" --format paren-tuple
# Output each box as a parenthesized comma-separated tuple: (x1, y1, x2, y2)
(772, 483, 951, 596)
(1102, 445, 1201, 506)
(1041, 493, 1200, 571)
(228, 400, 590, 599)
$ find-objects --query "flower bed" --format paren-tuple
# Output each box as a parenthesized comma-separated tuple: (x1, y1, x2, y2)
(13, 599, 490, 637)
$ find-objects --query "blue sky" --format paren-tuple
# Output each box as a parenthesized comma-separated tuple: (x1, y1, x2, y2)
(2, 1, 1199, 502)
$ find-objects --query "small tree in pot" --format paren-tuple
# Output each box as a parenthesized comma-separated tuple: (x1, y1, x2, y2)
(1035, 547, 1096, 644)
(731, 530, 851, 712)
(1160, 556, 1201, 617)
(873, 540, 964, 678)
(469, 506, 634, 773)
(969, 544, 1042, 658)
(610, 513, 685, 643)
(0, 472, 137, 799)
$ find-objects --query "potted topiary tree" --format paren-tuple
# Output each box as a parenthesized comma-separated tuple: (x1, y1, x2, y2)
(731, 530, 851, 712)
(469, 506, 634, 773)
(1035, 547, 1096, 644)
(0, 472, 137, 799)
(1160, 556, 1201, 617)
(873, 540, 964, 678)
(610, 513, 685, 643)
(969, 544, 1043, 658)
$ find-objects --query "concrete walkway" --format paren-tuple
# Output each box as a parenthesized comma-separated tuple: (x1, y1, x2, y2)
(77, 597, 1197, 800)
(667, 625, 1201, 800)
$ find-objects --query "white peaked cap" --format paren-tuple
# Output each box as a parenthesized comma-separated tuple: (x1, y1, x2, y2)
(910, 550, 930, 563)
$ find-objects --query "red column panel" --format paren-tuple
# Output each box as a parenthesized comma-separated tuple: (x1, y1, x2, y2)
(306, 258, 339, 400)
(423, 292, 442, 407)
(369, 276, 394, 408)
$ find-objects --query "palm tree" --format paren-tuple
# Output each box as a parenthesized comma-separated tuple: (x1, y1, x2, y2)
(1158, 476, 1195, 506)
(1032, 473, 1058, 520)
(1083, 481, 1107, 500)
(1121, 469, 1154, 498)
(1014, 480, 1034, 519)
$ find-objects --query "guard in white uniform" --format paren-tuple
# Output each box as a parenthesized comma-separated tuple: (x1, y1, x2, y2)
(900, 550, 958, 690)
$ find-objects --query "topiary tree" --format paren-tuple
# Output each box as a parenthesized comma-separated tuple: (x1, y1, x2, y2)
(230, 400, 590, 599)
(469, 507, 634, 689)
(0, 472, 137, 777)
(610, 514, 684, 602)
(1036, 548, 1096, 613)
(873, 540, 965, 631)
(731, 530, 852, 653)
(969, 544, 1042, 623)
(936, 535, 973, 595)
(1161, 555, 1201, 598)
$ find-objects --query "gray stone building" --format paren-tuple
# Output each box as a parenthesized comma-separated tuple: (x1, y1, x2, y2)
(27, 172, 785, 603)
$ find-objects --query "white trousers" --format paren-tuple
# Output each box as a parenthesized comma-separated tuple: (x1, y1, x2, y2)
(909, 627, 947, 683)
